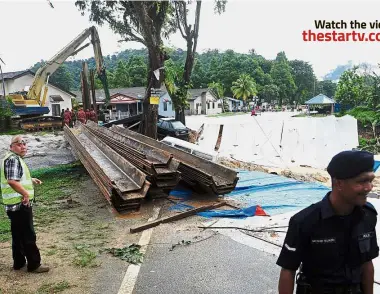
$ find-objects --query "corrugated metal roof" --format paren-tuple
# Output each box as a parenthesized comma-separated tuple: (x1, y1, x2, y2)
(188, 88, 217, 100)
(73, 86, 167, 103)
(1, 70, 31, 80)
(305, 94, 335, 104)
(1, 70, 76, 97)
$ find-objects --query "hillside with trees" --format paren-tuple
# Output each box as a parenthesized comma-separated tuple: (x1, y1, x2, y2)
(30, 48, 337, 106)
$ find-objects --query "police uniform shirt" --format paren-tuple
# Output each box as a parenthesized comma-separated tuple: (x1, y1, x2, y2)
(276, 192, 379, 285)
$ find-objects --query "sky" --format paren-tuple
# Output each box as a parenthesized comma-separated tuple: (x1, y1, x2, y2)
(1, 0, 380, 80)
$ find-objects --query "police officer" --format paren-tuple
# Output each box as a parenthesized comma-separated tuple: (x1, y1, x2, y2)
(277, 150, 379, 294)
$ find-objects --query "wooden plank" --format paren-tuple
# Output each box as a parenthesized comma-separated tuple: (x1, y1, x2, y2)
(130, 201, 226, 233)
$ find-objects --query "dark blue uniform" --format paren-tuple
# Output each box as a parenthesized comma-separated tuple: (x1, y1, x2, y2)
(276, 192, 379, 290)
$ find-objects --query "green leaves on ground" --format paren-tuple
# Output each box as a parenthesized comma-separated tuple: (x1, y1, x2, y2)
(104, 244, 143, 264)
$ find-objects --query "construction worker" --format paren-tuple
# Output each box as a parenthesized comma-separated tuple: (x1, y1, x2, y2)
(89, 107, 97, 122)
(70, 109, 77, 127)
(277, 150, 378, 294)
(85, 109, 90, 123)
(1, 136, 49, 273)
(63, 108, 71, 126)
(77, 108, 86, 124)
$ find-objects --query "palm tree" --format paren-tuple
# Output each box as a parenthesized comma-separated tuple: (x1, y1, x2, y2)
(231, 74, 257, 106)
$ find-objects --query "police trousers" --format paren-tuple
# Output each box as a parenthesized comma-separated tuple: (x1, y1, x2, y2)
(7, 205, 41, 271)
(296, 284, 362, 294)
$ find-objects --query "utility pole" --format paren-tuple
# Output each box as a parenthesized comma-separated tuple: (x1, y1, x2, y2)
(0, 57, 6, 99)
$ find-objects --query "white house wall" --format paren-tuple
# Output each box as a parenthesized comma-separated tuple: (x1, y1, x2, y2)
(44, 85, 72, 116)
(159, 93, 175, 117)
(3, 74, 72, 116)
(205, 93, 222, 115)
(187, 92, 222, 115)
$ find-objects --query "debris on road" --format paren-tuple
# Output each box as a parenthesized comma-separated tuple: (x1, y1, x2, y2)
(104, 244, 143, 264)
(130, 201, 226, 233)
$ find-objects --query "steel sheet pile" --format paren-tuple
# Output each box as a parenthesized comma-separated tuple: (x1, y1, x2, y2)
(84, 122, 180, 191)
(64, 122, 238, 212)
(110, 125, 238, 195)
(64, 125, 151, 212)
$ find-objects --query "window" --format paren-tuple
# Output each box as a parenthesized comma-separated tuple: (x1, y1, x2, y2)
(163, 102, 168, 111)
(171, 121, 186, 129)
(161, 121, 170, 129)
(207, 102, 210, 109)
(51, 104, 61, 116)
(213, 102, 215, 109)
(218, 103, 222, 108)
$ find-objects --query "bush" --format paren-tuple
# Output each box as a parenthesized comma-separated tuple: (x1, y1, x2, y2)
(0, 98, 14, 119)
(346, 106, 380, 127)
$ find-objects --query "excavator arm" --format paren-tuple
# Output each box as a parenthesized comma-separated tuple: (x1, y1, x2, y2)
(27, 26, 110, 105)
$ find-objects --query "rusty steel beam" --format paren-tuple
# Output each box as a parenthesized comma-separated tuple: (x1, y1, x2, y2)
(84, 122, 180, 190)
(64, 126, 151, 212)
(110, 125, 239, 195)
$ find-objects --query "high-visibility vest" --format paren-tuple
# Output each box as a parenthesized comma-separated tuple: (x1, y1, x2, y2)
(0, 152, 34, 205)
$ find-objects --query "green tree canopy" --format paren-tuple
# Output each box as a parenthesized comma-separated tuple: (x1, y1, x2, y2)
(231, 74, 257, 103)
(335, 67, 368, 107)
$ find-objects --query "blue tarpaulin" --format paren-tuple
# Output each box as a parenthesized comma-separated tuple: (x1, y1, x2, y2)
(168, 170, 331, 218)
(374, 161, 380, 172)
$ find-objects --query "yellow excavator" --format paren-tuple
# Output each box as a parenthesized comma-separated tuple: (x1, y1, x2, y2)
(8, 26, 110, 130)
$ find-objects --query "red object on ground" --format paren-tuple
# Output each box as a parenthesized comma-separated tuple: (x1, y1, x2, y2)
(251, 109, 256, 116)
(254, 205, 268, 216)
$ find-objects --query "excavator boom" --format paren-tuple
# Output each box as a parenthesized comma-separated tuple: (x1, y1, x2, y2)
(28, 26, 110, 104)
(9, 26, 110, 130)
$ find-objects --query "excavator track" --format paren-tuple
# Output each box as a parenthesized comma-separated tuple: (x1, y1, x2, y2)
(17, 116, 63, 131)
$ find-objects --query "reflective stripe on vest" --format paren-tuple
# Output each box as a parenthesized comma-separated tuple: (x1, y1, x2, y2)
(0, 152, 34, 205)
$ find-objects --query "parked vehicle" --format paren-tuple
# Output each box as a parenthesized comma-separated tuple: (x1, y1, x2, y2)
(160, 136, 218, 162)
(157, 118, 190, 140)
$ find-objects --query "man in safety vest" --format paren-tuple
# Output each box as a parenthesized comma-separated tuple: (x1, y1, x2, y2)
(1, 136, 49, 273)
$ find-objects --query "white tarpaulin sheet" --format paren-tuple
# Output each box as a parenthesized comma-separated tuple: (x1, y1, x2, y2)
(196, 114, 358, 169)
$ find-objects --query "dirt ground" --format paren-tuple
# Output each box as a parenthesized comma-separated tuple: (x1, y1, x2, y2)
(0, 173, 156, 294)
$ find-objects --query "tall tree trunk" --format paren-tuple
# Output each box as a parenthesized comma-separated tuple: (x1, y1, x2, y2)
(140, 47, 165, 139)
(174, 1, 202, 126)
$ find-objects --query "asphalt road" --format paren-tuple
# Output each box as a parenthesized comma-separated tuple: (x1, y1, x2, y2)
(133, 222, 279, 294)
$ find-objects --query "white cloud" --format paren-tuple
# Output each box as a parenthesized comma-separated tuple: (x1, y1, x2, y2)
(1, 0, 380, 80)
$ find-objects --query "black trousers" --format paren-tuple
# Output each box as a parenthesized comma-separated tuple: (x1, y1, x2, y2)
(7, 205, 41, 271)
(296, 284, 362, 294)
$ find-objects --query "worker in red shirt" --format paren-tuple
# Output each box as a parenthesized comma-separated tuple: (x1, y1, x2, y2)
(85, 109, 90, 122)
(77, 108, 86, 124)
(63, 108, 72, 126)
(89, 107, 97, 122)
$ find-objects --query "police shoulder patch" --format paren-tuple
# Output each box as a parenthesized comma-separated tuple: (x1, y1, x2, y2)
(364, 202, 378, 215)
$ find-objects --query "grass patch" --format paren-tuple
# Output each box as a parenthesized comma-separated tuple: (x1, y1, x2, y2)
(73, 244, 98, 267)
(34, 206, 64, 228)
(0, 129, 26, 136)
(0, 211, 11, 242)
(0, 162, 86, 242)
(206, 112, 247, 118)
(46, 248, 58, 256)
(292, 113, 329, 118)
(33, 162, 86, 204)
(36, 281, 71, 294)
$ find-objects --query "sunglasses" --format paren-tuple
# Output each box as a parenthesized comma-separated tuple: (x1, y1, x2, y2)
(12, 141, 27, 146)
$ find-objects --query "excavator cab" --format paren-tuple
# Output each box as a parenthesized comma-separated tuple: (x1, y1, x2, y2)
(9, 91, 50, 118)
